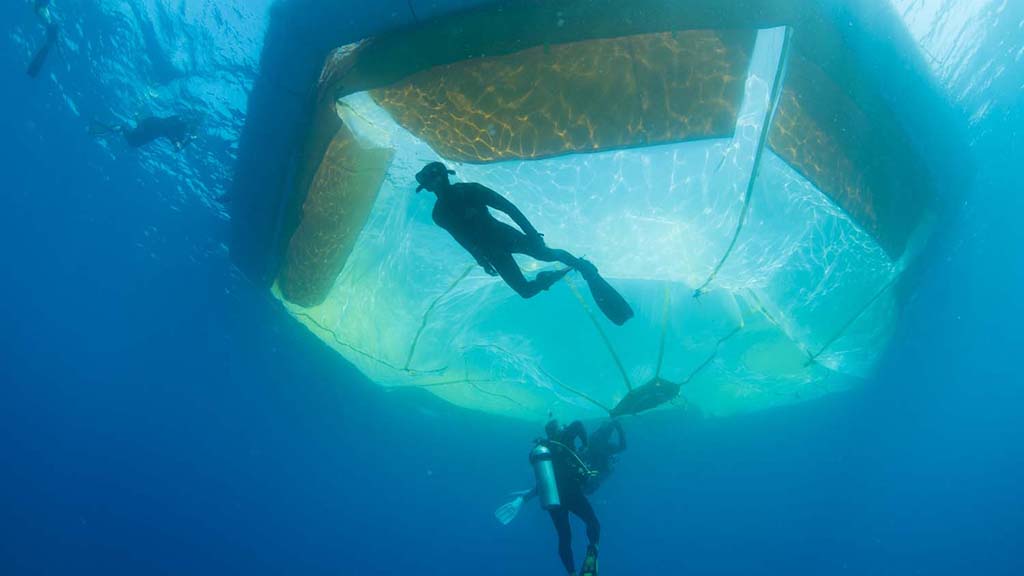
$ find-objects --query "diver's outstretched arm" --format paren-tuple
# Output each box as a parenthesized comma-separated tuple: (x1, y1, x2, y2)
(481, 187, 540, 238)
(611, 420, 626, 453)
(565, 420, 589, 451)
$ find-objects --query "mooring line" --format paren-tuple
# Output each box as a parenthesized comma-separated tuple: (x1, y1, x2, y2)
(295, 311, 408, 372)
(565, 276, 633, 393)
(695, 27, 793, 298)
(680, 322, 744, 386)
(292, 310, 447, 375)
(404, 264, 474, 370)
(805, 273, 899, 366)
(655, 284, 672, 379)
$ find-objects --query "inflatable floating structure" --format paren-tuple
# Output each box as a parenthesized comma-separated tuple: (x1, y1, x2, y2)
(231, 0, 968, 420)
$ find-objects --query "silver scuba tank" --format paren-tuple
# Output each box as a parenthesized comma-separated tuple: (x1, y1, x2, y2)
(530, 443, 560, 510)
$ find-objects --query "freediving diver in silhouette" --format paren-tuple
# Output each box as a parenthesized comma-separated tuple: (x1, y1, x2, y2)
(90, 115, 198, 150)
(26, 1, 58, 78)
(414, 161, 634, 324)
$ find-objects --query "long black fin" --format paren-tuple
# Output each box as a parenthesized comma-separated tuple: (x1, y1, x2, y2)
(578, 261, 634, 326)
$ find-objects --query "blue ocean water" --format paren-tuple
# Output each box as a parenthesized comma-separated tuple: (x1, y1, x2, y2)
(2, 1, 1021, 575)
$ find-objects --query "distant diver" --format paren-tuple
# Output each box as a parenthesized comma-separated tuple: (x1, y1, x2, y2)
(89, 115, 198, 150)
(496, 419, 626, 524)
(537, 419, 602, 576)
(496, 419, 603, 575)
(414, 161, 634, 325)
(26, 0, 58, 79)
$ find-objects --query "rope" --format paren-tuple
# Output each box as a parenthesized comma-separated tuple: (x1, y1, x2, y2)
(655, 284, 672, 379)
(537, 365, 613, 415)
(746, 288, 814, 359)
(806, 273, 899, 366)
(469, 380, 528, 410)
(617, 303, 742, 419)
(388, 360, 528, 410)
(565, 276, 633, 392)
(404, 264, 474, 370)
(452, 358, 528, 410)
(385, 377, 492, 389)
(291, 310, 446, 375)
(695, 27, 793, 298)
(745, 289, 782, 329)
(680, 323, 743, 386)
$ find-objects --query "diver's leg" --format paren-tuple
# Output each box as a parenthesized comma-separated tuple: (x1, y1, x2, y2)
(522, 243, 581, 268)
(487, 252, 537, 298)
(570, 494, 601, 547)
(500, 226, 580, 268)
(548, 508, 575, 574)
(488, 251, 563, 299)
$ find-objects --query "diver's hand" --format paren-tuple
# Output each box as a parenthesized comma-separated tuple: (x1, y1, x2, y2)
(527, 232, 546, 249)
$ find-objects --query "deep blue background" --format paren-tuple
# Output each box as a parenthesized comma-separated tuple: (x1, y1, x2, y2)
(2, 2, 1022, 575)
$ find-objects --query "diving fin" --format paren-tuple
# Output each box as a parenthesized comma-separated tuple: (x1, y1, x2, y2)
(575, 259, 634, 326)
(494, 496, 525, 526)
(580, 544, 599, 576)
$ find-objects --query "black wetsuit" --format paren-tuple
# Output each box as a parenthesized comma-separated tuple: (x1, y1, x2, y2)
(547, 421, 600, 574)
(431, 182, 579, 297)
(584, 420, 626, 494)
(123, 115, 192, 149)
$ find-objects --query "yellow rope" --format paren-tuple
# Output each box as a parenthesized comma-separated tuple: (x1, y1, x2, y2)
(404, 264, 474, 370)
(655, 284, 672, 379)
(681, 323, 743, 386)
(806, 273, 899, 366)
(565, 276, 633, 392)
(695, 28, 793, 298)
(292, 311, 446, 375)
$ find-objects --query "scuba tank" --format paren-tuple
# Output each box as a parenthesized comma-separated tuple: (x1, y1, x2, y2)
(529, 443, 560, 510)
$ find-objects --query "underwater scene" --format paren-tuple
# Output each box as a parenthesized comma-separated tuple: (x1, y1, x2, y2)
(3, 0, 1022, 574)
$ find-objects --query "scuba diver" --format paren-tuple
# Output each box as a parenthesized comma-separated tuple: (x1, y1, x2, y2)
(538, 419, 601, 576)
(496, 419, 626, 524)
(26, 1, 58, 78)
(414, 161, 634, 325)
(501, 419, 601, 575)
(89, 115, 198, 150)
